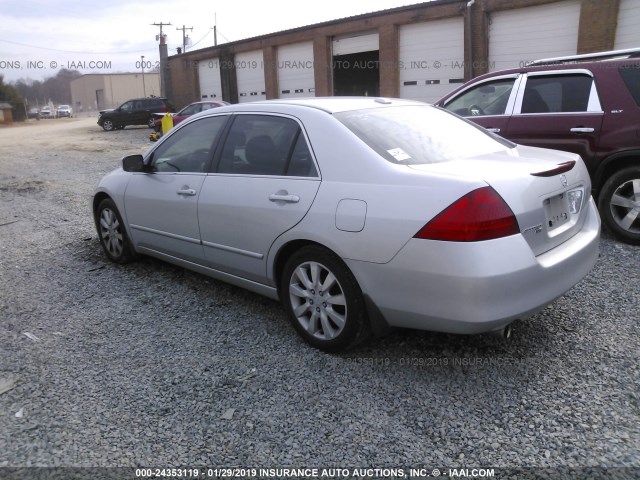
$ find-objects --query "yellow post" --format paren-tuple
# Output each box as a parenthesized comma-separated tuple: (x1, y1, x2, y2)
(161, 113, 174, 135)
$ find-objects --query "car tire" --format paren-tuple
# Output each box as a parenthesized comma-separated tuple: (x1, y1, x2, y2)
(280, 245, 370, 352)
(102, 119, 115, 132)
(95, 198, 138, 263)
(148, 116, 156, 128)
(598, 166, 640, 245)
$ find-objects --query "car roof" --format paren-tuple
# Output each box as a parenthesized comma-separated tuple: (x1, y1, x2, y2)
(211, 97, 428, 114)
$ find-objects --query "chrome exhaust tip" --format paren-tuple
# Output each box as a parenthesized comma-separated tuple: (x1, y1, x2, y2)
(489, 324, 512, 339)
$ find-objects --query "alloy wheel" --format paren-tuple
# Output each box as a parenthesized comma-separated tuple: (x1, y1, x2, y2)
(99, 207, 124, 257)
(609, 179, 640, 235)
(288, 261, 347, 341)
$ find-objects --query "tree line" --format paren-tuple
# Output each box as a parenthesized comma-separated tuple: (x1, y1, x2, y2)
(0, 69, 82, 120)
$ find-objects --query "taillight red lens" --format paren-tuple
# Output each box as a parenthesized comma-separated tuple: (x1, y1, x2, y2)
(414, 186, 519, 242)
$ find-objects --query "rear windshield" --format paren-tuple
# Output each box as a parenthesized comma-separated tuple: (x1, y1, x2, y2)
(619, 66, 640, 106)
(334, 105, 514, 165)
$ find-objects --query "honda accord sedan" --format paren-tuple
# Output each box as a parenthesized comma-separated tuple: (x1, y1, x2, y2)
(92, 97, 600, 352)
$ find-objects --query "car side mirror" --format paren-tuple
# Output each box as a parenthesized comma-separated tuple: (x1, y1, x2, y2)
(122, 154, 147, 172)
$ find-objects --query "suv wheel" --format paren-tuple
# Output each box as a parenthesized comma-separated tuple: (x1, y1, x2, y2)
(102, 119, 115, 132)
(598, 166, 640, 245)
(147, 116, 156, 128)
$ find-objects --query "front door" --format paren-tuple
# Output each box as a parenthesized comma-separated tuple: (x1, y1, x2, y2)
(440, 75, 520, 137)
(124, 115, 228, 262)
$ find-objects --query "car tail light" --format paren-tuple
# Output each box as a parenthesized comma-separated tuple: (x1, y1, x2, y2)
(414, 187, 519, 242)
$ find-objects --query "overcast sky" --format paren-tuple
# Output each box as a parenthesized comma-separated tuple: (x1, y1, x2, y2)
(0, 0, 429, 83)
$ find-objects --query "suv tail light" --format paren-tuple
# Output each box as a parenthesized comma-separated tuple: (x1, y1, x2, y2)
(415, 187, 519, 242)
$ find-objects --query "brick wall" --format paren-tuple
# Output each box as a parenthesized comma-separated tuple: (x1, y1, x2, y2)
(165, 0, 624, 107)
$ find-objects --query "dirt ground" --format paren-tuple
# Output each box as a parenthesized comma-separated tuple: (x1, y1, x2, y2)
(1, 117, 638, 473)
(0, 117, 149, 156)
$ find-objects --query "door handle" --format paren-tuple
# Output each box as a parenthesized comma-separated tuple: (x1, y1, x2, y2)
(570, 127, 595, 133)
(177, 188, 197, 196)
(269, 194, 300, 203)
(487, 128, 501, 133)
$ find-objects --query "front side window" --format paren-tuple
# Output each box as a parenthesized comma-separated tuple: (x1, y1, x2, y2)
(520, 74, 593, 114)
(217, 115, 317, 176)
(444, 78, 516, 117)
(120, 101, 134, 112)
(335, 105, 514, 165)
(150, 116, 227, 173)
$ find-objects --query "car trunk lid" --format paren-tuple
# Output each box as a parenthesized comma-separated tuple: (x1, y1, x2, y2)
(408, 145, 592, 256)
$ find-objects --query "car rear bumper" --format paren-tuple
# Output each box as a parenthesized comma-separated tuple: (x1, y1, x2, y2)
(347, 197, 600, 334)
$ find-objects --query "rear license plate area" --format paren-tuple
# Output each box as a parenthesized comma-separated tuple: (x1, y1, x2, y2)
(544, 193, 570, 231)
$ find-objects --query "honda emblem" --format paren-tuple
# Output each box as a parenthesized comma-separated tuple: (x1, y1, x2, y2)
(560, 174, 568, 187)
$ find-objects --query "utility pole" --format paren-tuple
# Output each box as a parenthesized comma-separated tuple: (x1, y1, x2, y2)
(214, 13, 217, 46)
(151, 21, 172, 40)
(140, 55, 146, 96)
(177, 25, 193, 53)
(152, 22, 172, 98)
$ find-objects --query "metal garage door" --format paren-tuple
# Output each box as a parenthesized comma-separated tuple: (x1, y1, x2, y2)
(332, 32, 379, 56)
(615, 0, 640, 49)
(198, 58, 222, 100)
(489, 0, 581, 71)
(277, 42, 315, 98)
(236, 50, 266, 103)
(399, 18, 465, 103)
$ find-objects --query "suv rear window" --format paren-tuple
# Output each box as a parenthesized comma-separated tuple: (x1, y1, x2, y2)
(619, 66, 640, 106)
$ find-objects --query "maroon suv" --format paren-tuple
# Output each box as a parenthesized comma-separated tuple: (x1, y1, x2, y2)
(436, 49, 640, 245)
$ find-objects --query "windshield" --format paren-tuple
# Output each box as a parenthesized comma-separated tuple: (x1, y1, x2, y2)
(334, 105, 514, 165)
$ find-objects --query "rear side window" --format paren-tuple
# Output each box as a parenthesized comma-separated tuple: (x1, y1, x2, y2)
(619, 66, 640, 106)
(521, 74, 593, 113)
(217, 115, 318, 177)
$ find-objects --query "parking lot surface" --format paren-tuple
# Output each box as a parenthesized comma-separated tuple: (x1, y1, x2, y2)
(0, 119, 638, 477)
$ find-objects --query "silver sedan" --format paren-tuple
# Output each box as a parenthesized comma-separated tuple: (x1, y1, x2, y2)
(92, 98, 600, 352)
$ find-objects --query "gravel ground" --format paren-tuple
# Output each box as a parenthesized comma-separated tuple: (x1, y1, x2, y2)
(0, 118, 638, 479)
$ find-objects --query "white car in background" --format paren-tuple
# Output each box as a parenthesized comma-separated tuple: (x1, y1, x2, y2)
(56, 105, 72, 118)
(92, 98, 600, 352)
(39, 106, 54, 118)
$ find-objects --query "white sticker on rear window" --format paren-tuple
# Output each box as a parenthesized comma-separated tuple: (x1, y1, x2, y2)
(387, 148, 411, 162)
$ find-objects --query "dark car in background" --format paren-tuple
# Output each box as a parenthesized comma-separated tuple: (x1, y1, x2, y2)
(436, 48, 640, 244)
(153, 100, 229, 132)
(98, 97, 174, 132)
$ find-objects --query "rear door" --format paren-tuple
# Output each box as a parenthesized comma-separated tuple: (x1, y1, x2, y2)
(198, 113, 320, 283)
(506, 71, 604, 163)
